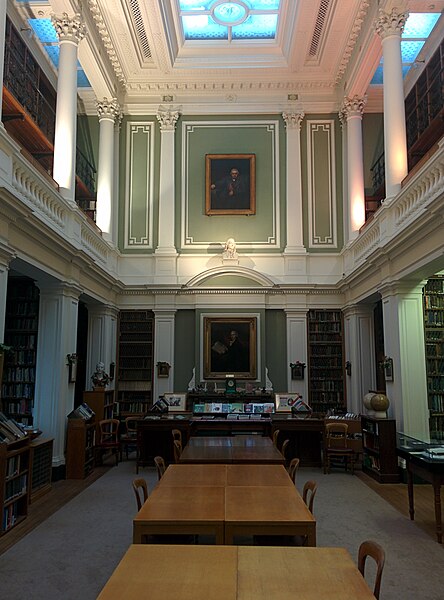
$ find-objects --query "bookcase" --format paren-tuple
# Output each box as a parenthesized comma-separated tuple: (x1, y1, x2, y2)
(361, 416, 400, 483)
(83, 389, 115, 437)
(307, 309, 345, 414)
(2, 278, 39, 425)
(29, 437, 53, 503)
(65, 414, 95, 479)
(423, 276, 444, 441)
(0, 436, 30, 535)
(117, 310, 154, 417)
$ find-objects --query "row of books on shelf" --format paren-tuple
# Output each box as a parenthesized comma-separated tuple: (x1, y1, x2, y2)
(194, 402, 275, 414)
(427, 378, 444, 392)
(424, 295, 444, 309)
(0, 412, 27, 443)
(363, 454, 380, 471)
(67, 403, 95, 420)
(429, 395, 444, 412)
(6, 317, 38, 329)
(4, 349, 35, 365)
(3, 503, 21, 531)
(310, 346, 342, 356)
(5, 334, 36, 348)
(424, 279, 444, 293)
(310, 361, 343, 369)
(4, 474, 27, 503)
(308, 323, 342, 333)
(1, 383, 34, 399)
(2, 400, 33, 414)
(310, 381, 343, 391)
(308, 311, 341, 321)
(2, 367, 35, 382)
(425, 312, 444, 326)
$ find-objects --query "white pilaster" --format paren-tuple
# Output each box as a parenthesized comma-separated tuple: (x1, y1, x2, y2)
(0, 0, 6, 121)
(282, 112, 306, 254)
(86, 304, 119, 391)
(0, 246, 15, 341)
(33, 282, 82, 467)
(52, 13, 86, 204)
(380, 282, 429, 439)
(112, 113, 122, 245)
(153, 310, 176, 401)
(96, 98, 121, 242)
(285, 310, 308, 400)
(341, 95, 366, 241)
(343, 304, 376, 415)
(375, 8, 409, 199)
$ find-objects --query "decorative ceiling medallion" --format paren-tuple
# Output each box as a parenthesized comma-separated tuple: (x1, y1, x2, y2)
(212, 1, 248, 26)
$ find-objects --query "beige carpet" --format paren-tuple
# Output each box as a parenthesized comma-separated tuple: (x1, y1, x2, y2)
(0, 460, 443, 599)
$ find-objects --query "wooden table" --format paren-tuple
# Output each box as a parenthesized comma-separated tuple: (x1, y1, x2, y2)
(180, 435, 285, 464)
(133, 485, 225, 544)
(98, 545, 375, 599)
(158, 464, 292, 487)
(225, 485, 316, 546)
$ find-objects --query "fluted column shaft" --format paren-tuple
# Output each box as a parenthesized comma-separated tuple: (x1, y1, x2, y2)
(52, 13, 86, 204)
(282, 112, 305, 253)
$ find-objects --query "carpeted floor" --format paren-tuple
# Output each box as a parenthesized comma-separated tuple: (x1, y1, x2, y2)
(0, 461, 443, 599)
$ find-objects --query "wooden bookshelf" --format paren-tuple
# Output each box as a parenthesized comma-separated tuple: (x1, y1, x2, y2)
(65, 416, 95, 480)
(0, 436, 31, 535)
(2, 278, 39, 425)
(83, 390, 115, 437)
(117, 310, 153, 418)
(307, 309, 345, 414)
(423, 276, 444, 442)
(361, 416, 400, 483)
(29, 437, 53, 503)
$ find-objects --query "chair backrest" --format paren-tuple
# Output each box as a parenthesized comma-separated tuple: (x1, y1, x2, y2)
(272, 429, 280, 447)
(172, 429, 182, 444)
(288, 457, 300, 484)
(124, 416, 138, 436)
(132, 478, 148, 511)
(325, 422, 349, 449)
(173, 439, 182, 463)
(302, 480, 318, 514)
(281, 438, 290, 459)
(154, 455, 166, 480)
(98, 419, 120, 444)
(358, 540, 386, 599)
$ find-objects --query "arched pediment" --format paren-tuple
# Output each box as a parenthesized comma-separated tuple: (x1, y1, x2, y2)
(184, 266, 276, 289)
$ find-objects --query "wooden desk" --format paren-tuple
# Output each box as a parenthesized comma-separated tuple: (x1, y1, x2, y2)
(397, 445, 444, 543)
(224, 486, 316, 546)
(180, 435, 285, 465)
(98, 545, 374, 599)
(158, 464, 227, 487)
(133, 485, 225, 544)
(226, 464, 293, 487)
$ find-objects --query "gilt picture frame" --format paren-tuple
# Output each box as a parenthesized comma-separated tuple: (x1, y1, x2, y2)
(204, 316, 257, 380)
(205, 154, 256, 216)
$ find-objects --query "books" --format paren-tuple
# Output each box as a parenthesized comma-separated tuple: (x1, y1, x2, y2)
(0, 412, 27, 442)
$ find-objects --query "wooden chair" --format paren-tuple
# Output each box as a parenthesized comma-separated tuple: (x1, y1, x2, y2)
(302, 480, 318, 514)
(281, 438, 290, 461)
(132, 478, 148, 511)
(272, 429, 280, 447)
(288, 457, 300, 484)
(323, 422, 355, 474)
(96, 419, 120, 466)
(172, 429, 182, 445)
(120, 416, 138, 461)
(173, 439, 182, 464)
(358, 540, 386, 599)
(154, 455, 166, 480)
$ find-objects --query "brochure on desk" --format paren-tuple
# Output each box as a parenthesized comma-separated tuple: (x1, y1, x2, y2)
(193, 402, 275, 415)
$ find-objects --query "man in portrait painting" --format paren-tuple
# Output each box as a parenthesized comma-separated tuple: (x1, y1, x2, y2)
(211, 328, 249, 373)
(210, 166, 250, 209)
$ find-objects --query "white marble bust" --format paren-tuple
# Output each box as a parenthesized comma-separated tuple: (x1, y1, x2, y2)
(223, 237, 238, 260)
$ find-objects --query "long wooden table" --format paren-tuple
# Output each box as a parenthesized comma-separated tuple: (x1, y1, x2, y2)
(179, 435, 285, 464)
(133, 464, 315, 545)
(98, 545, 375, 599)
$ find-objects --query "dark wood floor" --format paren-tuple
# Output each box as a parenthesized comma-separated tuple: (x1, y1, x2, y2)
(1, 466, 442, 556)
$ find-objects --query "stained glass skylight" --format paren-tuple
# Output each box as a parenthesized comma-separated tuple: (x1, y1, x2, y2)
(178, 0, 281, 42)
(28, 18, 91, 88)
(371, 12, 440, 85)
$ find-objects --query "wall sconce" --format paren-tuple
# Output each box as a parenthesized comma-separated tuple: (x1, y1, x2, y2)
(66, 353, 78, 383)
(157, 361, 171, 378)
(380, 356, 394, 381)
(109, 362, 115, 381)
(345, 361, 352, 376)
(290, 361, 306, 380)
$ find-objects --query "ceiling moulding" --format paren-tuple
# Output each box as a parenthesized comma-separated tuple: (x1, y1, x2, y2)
(335, 0, 370, 85)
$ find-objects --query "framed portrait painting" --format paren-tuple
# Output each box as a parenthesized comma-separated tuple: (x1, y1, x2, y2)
(204, 317, 257, 380)
(205, 154, 256, 216)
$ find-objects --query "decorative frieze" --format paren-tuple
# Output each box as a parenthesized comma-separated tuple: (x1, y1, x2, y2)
(51, 12, 86, 45)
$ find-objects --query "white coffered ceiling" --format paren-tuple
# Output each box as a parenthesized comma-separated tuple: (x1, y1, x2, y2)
(12, 0, 444, 115)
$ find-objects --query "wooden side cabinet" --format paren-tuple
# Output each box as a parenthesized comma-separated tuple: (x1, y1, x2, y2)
(66, 417, 95, 479)
(0, 436, 31, 535)
(29, 437, 53, 503)
(361, 416, 400, 483)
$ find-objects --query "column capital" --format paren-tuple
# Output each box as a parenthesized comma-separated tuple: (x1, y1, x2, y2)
(96, 97, 122, 122)
(340, 94, 367, 120)
(282, 112, 305, 130)
(51, 13, 87, 44)
(156, 109, 180, 132)
(375, 8, 408, 40)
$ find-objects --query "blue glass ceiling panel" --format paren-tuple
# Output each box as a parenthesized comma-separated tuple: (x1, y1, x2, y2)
(178, 0, 280, 41)
(401, 40, 425, 63)
(27, 18, 91, 88)
(403, 13, 439, 38)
